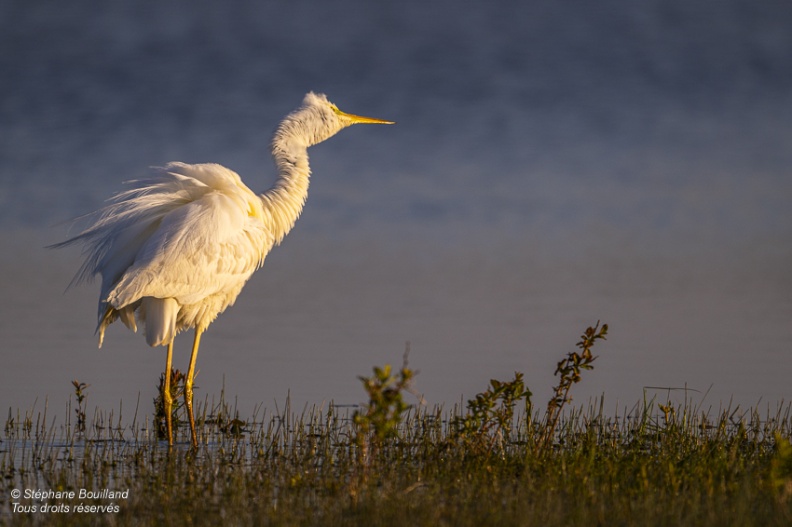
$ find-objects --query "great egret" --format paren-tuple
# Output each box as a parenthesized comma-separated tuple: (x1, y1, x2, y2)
(55, 92, 394, 446)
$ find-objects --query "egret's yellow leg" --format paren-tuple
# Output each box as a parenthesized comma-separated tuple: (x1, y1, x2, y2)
(163, 339, 174, 446)
(185, 328, 203, 447)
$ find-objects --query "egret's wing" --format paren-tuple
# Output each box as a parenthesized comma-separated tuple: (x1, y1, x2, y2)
(54, 162, 268, 322)
(107, 164, 269, 309)
(106, 187, 269, 309)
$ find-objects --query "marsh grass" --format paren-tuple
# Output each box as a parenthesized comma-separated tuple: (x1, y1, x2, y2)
(3, 324, 792, 526)
(3, 392, 792, 526)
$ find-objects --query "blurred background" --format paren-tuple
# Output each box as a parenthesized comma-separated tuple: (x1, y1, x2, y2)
(1, 0, 790, 417)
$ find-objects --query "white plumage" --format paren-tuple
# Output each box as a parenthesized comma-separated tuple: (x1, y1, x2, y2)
(55, 92, 394, 446)
(88, 161, 271, 347)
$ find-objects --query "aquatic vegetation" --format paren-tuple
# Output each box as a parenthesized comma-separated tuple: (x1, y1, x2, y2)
(451, 371, 533, 456)
(2, 323, 791, 526)
(70, 381, 89, 436)
(541, 321, 606, 449)
(153, 369, 188, 442)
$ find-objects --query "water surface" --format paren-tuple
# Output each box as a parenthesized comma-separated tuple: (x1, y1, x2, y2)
(1, 1, 790, 417)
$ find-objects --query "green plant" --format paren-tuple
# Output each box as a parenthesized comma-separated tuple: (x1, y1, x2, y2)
(353, 362, 415, 448)
(71, 380, 89, 434)
(350, 355, 416, 500)
(771, 432, 792, 502)
(8, 317, 792, 527)
(452, 372, 532, 455)
(153, 368, 187, 440)
(541, 321, 607, 449)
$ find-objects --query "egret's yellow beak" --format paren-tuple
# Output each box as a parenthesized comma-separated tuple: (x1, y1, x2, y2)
(337, 109, 395, 125)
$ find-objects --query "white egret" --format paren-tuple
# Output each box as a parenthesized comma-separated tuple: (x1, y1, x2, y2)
(54, 92, 394, 446)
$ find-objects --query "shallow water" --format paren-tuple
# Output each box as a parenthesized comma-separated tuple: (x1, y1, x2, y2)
(1, 1, 791, 418)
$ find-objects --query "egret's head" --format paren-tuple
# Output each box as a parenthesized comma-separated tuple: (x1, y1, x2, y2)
(277, 92, 394, 147)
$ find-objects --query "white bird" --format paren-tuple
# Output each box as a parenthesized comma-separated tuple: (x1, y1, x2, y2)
(54, 92, 394, 446)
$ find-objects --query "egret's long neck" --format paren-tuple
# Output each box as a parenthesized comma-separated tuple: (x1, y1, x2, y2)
(260, 125, 313, 245)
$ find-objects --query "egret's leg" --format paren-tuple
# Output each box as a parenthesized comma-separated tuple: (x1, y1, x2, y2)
(163, 339, 174, 446)
(185, 328, 203, 447)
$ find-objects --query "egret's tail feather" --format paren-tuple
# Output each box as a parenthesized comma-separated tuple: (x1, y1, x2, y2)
(118, 306, 137, 332)
(142, 297, 179, 347)
(96, 304, 137, 348)
(97, 305, 115, 349)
